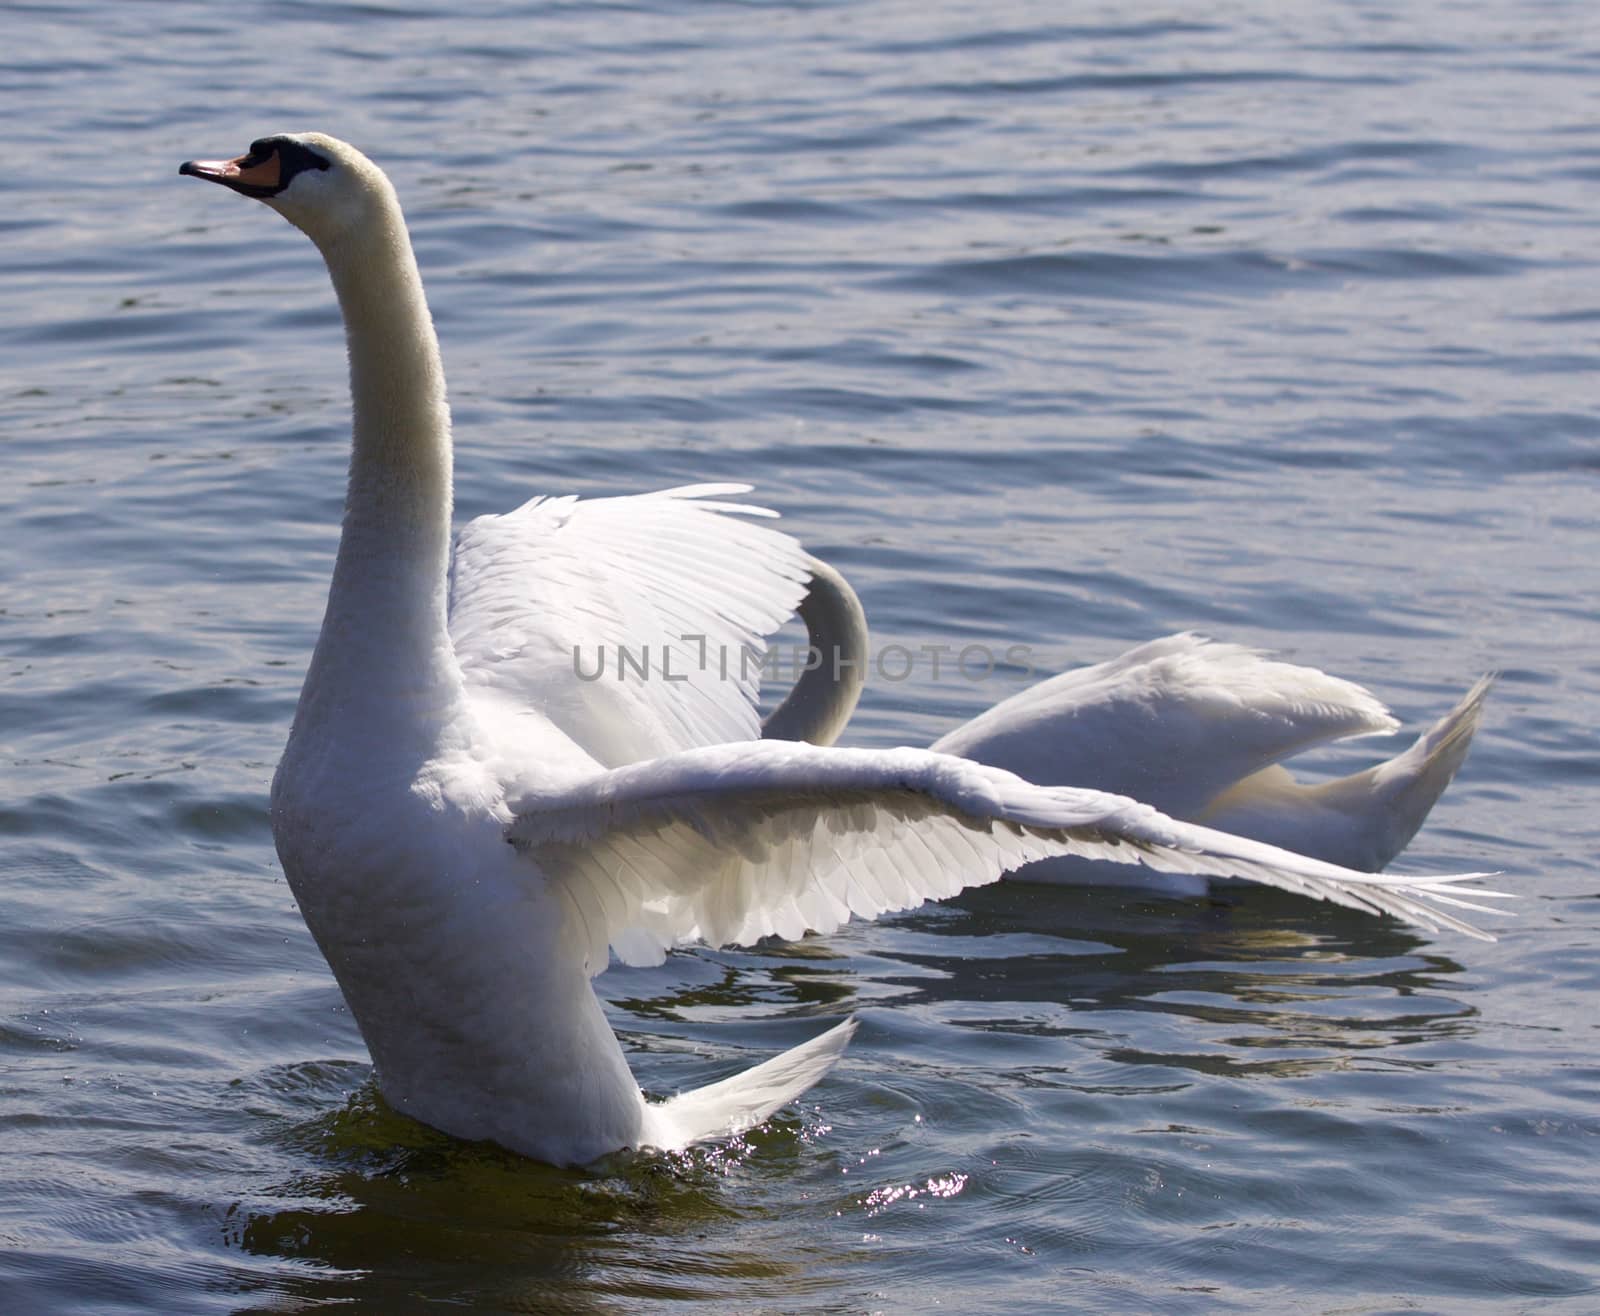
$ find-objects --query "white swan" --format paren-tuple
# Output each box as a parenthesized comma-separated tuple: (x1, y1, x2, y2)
(775, 556, 1492, 896)
(180, 133, 1506, 1167)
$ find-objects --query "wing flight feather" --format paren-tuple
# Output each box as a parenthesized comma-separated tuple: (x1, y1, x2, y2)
(507, 742, 1508, 973)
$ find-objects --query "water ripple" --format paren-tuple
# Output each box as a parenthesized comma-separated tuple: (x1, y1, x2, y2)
(2, 0, 1597, 1311)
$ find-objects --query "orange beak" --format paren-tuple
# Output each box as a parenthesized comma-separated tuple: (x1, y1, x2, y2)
(179, 148, 283, 198)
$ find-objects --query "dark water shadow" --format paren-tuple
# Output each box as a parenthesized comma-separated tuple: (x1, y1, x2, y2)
(876, 881, 1476, 1076)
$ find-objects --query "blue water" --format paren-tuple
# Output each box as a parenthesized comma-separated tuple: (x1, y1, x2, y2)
(4, 1, 1599, 1310)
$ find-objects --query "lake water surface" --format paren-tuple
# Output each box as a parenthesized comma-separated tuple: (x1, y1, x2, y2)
(3, 1, 1599, 1311)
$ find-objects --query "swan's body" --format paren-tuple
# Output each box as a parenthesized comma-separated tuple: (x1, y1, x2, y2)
(781, 558, 1491, 897)
(183, 133, 1505, 1166)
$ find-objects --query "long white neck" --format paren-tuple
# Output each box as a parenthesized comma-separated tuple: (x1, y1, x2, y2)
(296, 206, 459, 728)
(761, 554, 868, 746)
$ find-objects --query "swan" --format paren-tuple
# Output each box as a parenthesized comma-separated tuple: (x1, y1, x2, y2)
(773, 556, 1492, 896)
(179, 133, 1507, 1167)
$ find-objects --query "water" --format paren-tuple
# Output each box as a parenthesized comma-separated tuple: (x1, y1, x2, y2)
(3, 1, 1598, 1309)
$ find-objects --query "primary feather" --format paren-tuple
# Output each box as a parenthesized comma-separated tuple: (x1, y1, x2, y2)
(778, 558, 1493, 898)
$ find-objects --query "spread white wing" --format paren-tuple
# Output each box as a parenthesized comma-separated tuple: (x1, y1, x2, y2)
(506, 741, 1509, 972)
(449, 484, 811, 767)
(933, 633, 1401, 818)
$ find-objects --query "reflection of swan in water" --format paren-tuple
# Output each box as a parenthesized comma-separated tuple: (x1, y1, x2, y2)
(771, 556, 1492, 896)
(179, 132, 1500, 1166)
(861, 879, 1475, 1074)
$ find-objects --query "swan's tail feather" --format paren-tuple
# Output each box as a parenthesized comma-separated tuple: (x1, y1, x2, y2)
(641, 1017, 858, 1151)
(1309, 674, 1494, 869)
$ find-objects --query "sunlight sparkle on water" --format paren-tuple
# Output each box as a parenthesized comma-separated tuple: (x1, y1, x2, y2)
(860, 1171, 969, 1217)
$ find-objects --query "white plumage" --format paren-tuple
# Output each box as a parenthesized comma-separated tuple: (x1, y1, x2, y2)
(782, 557, 1493, 896)
(451, 485, 811, 765)
(181, 132, 1508, 1167)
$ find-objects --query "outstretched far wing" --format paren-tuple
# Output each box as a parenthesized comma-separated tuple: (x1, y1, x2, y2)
(932, 633, 1401, 818)
(449, 485, 812, 767)
(505, 742, 1509, 973)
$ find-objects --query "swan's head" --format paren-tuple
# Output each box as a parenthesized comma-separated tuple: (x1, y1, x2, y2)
(179, 132, 395, 247)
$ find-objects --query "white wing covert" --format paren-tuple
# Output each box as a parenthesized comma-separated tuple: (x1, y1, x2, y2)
(933, 633, 1401, 817)
(505, 741, 1510, 974)
(449, 484, 812, 766)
